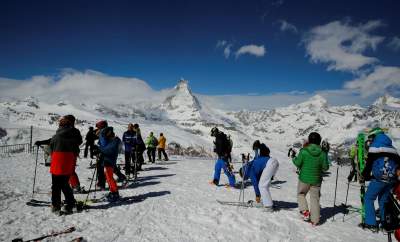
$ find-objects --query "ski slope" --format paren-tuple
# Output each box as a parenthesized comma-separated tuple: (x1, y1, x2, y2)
(0, 150, 386, 242)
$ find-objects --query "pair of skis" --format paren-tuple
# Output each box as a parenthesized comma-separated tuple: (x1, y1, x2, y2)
(12, 226, 83, 242)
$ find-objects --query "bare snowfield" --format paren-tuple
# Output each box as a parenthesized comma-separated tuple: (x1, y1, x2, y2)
(0, 151, 385, 242)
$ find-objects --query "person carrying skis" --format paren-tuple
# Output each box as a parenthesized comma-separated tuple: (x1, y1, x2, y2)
(98, 126, 122, 201)
(292, 132, 329, 226)
(145, 132, 158, 163)
(240, 143, 279, 211)
(360, 128, 400, 231)
(157, 133, 169, 161)
(84, 127, 96, 159)
(122, 123, 136, 176)
(209, 127, 236, 187)
(49, 115, 82, 214)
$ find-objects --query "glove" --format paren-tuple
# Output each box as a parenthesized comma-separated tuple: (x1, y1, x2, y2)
(255, 196, 261, 203)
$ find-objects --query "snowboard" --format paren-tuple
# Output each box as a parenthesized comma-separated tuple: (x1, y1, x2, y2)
(12, 226, 76, 242)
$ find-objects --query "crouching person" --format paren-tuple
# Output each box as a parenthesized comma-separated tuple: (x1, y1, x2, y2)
(49, 115, 82, 214)
(292, 132, 329, 226)
(99, 127, 122, 202)
(240, 143, 279, 211)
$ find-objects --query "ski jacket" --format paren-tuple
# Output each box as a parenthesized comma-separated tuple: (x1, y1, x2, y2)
(145, 135, 158, 148)
(214, 132, 230, 158)
(99, 137, 122, 167)
(85, 130, 97, 144)
(49, 126, 82, 175)
(242, 156, 270, 197)
(363, 133, 400, 182)
(158, 136, 166, 149)
(122, 130, 136, 151)
(292, 144, 329, 185)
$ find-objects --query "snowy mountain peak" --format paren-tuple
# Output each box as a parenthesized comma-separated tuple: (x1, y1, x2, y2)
(373, 94, 400, 110)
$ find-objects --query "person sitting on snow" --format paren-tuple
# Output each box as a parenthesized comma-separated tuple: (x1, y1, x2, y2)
(239, 143, 279, 211)
(360, 128, 400, 232)
(98, 126, 122, 201)
(209, 127, 236, 187)
(292, 132, 329, 226)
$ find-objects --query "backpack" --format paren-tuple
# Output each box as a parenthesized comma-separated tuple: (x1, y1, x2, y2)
(383, 192, 400, 231)
(152, 137, 158, 147)
(220, 133, 231, 154)
(372, 157, 398, 182)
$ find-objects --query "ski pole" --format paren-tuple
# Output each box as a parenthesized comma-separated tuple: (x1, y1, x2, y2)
(84, 158, 97, 205)
(332, 165, 339, 221)
(31, 146, 39, 198)
(342, 181, 351, 222)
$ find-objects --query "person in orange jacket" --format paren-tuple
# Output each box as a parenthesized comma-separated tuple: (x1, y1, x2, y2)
(49, 115, 82, 214)
(157, 133, 169, 161)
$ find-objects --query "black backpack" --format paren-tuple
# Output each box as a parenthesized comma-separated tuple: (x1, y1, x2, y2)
(383, 193, 400, 231)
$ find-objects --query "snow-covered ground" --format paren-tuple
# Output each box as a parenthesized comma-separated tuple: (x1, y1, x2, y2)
(0, 150, 386, 242)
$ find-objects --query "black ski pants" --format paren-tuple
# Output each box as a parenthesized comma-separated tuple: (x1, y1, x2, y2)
(147, 147, 156, 163)
(84, 141, 95, 158)
(52, 175, 75, 208)
(157, 148, 169, 161)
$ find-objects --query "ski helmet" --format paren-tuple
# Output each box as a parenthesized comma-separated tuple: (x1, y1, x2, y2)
(96, 120, 108, 129)
(210, 127, 219, 137)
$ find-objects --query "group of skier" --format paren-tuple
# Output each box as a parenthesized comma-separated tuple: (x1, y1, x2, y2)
(34, 114, 170, 214)
(208, 126, 400, 236)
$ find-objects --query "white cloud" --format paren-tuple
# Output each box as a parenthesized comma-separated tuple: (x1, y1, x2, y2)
(216, 40, 227, 48)
(0, 69, 165, 105)
(388, 36, 400, 51)
(223, 44, 233, 59)
(277, 20, 298, 33)
(344, 65, 400, 97)
(303, 20, 385, 72)
(271, 0, 284, 7)
(235, 44, 266, 59)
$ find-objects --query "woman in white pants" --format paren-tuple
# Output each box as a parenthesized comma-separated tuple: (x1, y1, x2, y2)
(259, 157, 279, 207)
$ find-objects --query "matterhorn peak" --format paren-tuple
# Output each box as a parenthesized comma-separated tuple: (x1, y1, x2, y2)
(163, 78, 201, 112)
(373, 94, 400, 109)
(175, 78, 192, 94)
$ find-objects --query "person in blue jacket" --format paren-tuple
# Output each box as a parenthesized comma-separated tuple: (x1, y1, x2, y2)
(240, 143, 279, 210)
(98, 126, 122, 201)
(361, 128, 400, 231)
(122, 123, 136, 176)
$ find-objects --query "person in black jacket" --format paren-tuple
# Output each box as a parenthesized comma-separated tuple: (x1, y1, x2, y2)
(84, 127, 96, 159)
(209, 127, 236, 187)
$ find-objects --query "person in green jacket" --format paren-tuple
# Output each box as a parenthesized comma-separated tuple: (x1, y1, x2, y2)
(145, 132, 158, 163)
(292, 132, 329, 226)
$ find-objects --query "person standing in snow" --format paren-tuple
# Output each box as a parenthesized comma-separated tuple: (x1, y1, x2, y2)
(240, 143, 279, 210)
(292, 132, 329, 226)
(360, 128, 400, 231)
(122, 123, 136, 176)
(145, 132, 158, 163)
(98, 126, 122, 201)
(48, 115, 82, 214)
(132, 123, 145, 170)
(210, 127, 236, 187)
(84, 127, 96, 159)
(157, 133, 169, 161)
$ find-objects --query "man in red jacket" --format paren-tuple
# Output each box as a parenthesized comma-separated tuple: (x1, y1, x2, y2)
(49, 115, 82, 214)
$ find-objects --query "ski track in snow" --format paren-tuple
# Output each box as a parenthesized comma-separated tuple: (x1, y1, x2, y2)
(0, 152, 385, 242)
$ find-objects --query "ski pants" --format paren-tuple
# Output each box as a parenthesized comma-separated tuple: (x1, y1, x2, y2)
(124, 151, 133, 175)
(213, 158, 236, 186)
(96, 159, 106, 188)
(259, 157, 279, 207)
(84, 142, 95, 158)
(365, 179, 393, 226)
(147, 147, 156, 163)
(52, 174, 75, 208)
(158, 148, 169, 161)
(105, 165, 118, 193)
(297, 180, 321, 224)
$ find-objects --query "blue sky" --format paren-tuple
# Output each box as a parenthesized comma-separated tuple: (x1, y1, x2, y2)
(0, 0, 399, 99)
